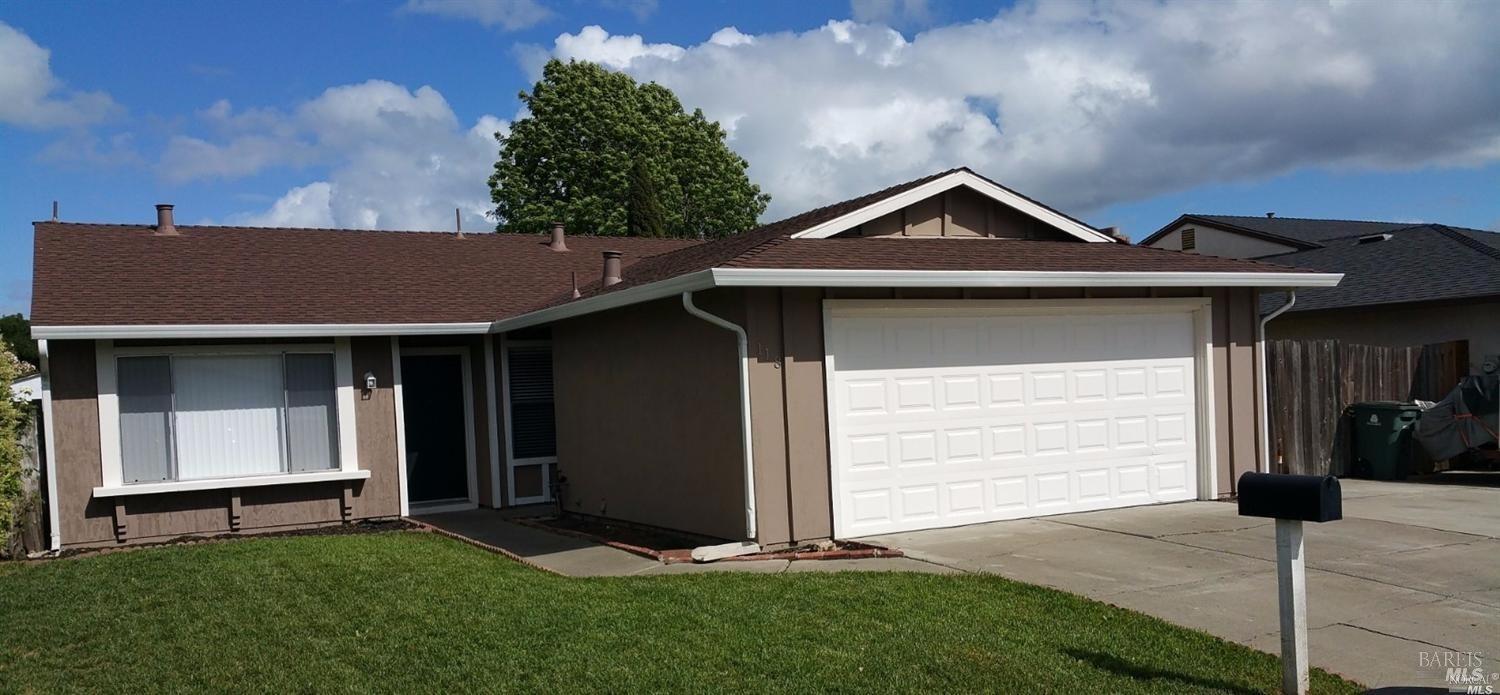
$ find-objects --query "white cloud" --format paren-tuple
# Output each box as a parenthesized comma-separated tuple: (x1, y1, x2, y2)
(177, 80, 507, 230)
(234, 182, 335, 228)
(0, 21, 119, 128)
(545, 1, 1500, 219)
(400, 0, 551, 31)
(553, 26, 685, 70)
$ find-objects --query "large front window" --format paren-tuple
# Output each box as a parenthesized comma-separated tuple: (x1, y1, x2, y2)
(116, 351, 340, 483)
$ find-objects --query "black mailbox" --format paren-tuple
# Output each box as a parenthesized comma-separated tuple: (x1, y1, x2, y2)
(1237, 472, 1342, 522)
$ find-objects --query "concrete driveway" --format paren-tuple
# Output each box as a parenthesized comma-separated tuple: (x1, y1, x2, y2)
(865, 478, 1499, 690)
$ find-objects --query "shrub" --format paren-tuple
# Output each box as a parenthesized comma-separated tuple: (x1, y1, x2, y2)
(0, 338, 33, 554)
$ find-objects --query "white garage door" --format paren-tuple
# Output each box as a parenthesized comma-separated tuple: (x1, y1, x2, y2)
(828, 303, 1202, 537)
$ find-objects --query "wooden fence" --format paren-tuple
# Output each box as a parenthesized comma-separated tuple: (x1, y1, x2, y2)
(1267, 339, 1468, 475)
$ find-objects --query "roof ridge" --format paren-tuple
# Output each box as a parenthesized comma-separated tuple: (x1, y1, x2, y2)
(1195, 213, 1422, 226)
(1434, 225, 1500, 262)
(33, 220, 703, 244)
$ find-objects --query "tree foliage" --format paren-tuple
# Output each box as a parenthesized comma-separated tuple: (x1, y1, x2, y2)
(0, 338, 31, 552)
(0, 315, 37, 370)
(627, 158, 667, 238)
(489, 59, 769, 238)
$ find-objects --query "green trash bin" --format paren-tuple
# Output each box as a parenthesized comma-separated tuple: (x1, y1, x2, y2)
(1349, 401, 1423, 480)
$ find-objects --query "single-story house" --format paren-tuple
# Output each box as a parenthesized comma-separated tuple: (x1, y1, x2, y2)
(1141, 214, 1500, 373)
(29, 168, 1340, 552)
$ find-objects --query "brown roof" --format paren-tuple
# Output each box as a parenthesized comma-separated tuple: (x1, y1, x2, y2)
(723, 238, 1325, 273)
(31, 223, 696, 326)
(32, 168, 1322, 330)
(561, 169, 1320, 304)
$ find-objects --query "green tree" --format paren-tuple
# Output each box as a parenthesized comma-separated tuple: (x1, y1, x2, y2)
(489, 59, 769, 238)
(627, 159, 667, 238)
(0, 315, 36, 370)
(0, 338, 31, 553)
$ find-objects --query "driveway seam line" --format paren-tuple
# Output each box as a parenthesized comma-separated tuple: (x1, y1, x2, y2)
(1034, 515, 1494, 610)
(1325, 622, 1463, 653)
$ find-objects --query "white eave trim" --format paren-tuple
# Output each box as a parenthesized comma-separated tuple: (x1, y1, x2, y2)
(709, 268, 1346, 288)
(789, 170, 1116, 243)
(92, 468, 371, 498)
(31, 322, 493, 340)
(489, 269, 715, 333)
(487, 266, 1340, 332)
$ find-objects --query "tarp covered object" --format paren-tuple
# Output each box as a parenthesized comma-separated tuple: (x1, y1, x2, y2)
(1415, 374, 1499, 461)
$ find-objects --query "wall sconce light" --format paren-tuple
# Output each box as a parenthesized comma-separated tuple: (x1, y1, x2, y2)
(364, 371, 377, 390)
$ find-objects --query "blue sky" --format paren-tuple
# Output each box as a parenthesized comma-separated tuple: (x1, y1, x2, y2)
(3, 0, 1499, 317)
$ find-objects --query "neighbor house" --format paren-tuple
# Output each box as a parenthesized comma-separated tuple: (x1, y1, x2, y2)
(1142, 214, 1500, 373)
(29, 169, 1340, 551)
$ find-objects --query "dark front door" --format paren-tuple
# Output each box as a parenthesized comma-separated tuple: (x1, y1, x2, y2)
(401, 354, 469, 504)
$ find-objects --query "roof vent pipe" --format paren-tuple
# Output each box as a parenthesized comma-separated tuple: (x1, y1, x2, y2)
(51, 201, 59, 221)
(155, 204, 177, 236)
(549, 221, 568, 252)
(601, 250, 622, 287)
(1266, 212, 1276, 219)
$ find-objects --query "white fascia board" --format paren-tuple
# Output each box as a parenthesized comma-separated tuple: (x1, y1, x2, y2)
(30, 322, 493, 340)
(710, 268, 1345, 288)
(790, 170, 1115, 243)
(488, 270, 715, 333)
(93, 469, 371, 498)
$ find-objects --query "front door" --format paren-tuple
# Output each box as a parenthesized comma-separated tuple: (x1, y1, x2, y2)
(401, 353, 471, 508)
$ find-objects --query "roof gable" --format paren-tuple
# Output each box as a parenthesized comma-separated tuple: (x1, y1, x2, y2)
(789, 169, 1113, 242)
(1140, 213, 1422, 250)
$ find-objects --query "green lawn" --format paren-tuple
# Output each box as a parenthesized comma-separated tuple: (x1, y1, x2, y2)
(0, 531, 1360, 694)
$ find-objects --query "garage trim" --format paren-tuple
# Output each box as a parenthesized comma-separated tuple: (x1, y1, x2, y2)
(821, 297, 1219, 537)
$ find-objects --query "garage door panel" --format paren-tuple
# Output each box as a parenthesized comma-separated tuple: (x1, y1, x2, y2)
(831, 307, 1201, 537)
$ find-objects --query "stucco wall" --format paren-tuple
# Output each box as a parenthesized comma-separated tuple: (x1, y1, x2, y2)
(744, 286, 1265, 546)
(1268, 300, 1500, 373)
(46, 337, 403, 549)
(551, 292, 745, 540)
(1151, 224, 1298, 259)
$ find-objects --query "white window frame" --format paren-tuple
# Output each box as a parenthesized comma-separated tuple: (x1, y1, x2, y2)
(501, 336, 557, 506)
(396, 346, 480, 514)
(93, 339, 365, 497)
(820, 297, 1219, 538)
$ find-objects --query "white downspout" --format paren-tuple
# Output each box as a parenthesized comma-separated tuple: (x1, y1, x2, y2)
(1257, 290, 1296, 474)
(682, 291, 759, 551)
(37, 339, 62, 552)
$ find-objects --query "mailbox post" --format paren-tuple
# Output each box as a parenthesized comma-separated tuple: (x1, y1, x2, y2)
(1237, 472, 1342, 695)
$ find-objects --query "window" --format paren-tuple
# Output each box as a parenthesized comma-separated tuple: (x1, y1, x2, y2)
(116, 350, 340, 483)
(506, 346, 556, 459)
(1181, 227, 1197, 251)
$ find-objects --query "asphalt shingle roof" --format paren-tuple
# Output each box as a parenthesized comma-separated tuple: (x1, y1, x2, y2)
(1257, 224, 1500, 313)
(31, 168, 1325, 329)
(563, 169, 1314, 304)
(31, 223, 696, 326)
(1141, 214, 1421, 250)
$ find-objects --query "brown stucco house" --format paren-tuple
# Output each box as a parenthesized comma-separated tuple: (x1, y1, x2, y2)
(29, 168, 1341, 552)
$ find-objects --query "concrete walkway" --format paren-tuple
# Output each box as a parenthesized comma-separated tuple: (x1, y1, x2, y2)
(415, 510, 951, 577)
(864, 478, 1500, 690)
